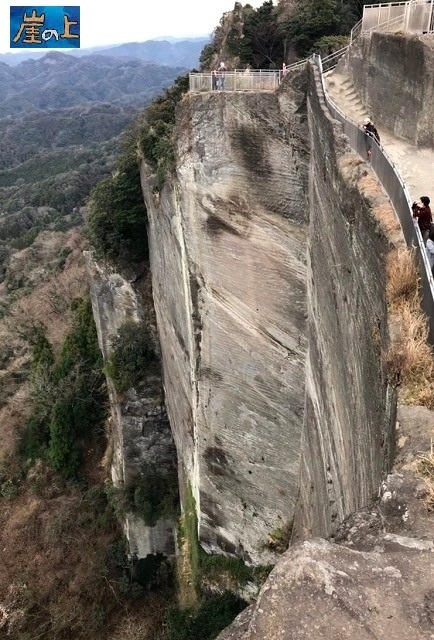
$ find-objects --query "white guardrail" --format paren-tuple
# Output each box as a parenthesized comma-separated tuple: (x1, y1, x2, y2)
(316, 51, 434, 341)
(362, 0, 434, 34)
(189, 60, 308, 92)
(189, 70, 281, 92)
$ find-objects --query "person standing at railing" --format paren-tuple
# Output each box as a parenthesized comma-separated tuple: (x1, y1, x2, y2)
(212, 70, 218, 91)
(218, 61, 226, 90)
(412, 196, 432, 242)
(426, 227, 434, 276)
(362, 117, 380, 160)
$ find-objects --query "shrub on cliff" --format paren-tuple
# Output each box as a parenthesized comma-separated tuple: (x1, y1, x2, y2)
(106, 321, 159, 393)
(139, 74, 189, 190)
(87, 149, 148, 265)
(20, 297, 106, 479)
(310, 34, 349, 56)
(106, 463, 178, 527)
(130, 464, 178, 527)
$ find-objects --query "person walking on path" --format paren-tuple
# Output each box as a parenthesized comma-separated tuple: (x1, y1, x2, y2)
(412, 196, 432, 242)
(362, 117, 380, 161)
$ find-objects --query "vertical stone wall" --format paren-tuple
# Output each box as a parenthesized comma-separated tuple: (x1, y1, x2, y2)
(340, 33, 434, 147)
(85, 254, 177, 558)
(141, 71, 309, 564)
(293, 63, 398, 538)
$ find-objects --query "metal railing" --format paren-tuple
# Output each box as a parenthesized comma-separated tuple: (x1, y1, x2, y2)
(361, 0, 434, 34)
(315, 54, 434, 340)
(321, 46, 349, 72)
(350, 19, 363, 43)
(189, 70, 281, 92)
(189, 59, 309, 93)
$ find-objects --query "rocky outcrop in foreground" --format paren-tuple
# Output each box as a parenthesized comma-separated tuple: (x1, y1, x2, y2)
(218, 538, 434, 639)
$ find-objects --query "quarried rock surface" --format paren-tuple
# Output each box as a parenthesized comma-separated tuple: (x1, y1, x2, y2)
(340, 33, 434, 148)
(217, 538, 434, 639)
(293, 62, 399, 539)
(141, 70, 309, 564)
(85, 254, 177, 557)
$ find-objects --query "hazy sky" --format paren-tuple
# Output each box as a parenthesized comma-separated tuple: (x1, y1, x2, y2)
(0, 0, 266, 53)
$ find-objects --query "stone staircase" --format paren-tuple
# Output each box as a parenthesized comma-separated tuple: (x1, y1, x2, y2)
(323, 67, 434, 206)
(324, 72, 367, 125)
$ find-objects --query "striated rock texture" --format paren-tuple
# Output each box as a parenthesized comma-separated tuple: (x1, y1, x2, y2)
(293, 63, 398, 539)
(140, 70, 309, 564)
(340, 33, 434, 147)
(85, 254, 177, 558)
(217, 538, 434, 639)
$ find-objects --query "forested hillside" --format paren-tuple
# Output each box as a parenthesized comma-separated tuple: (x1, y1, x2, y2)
(200, 0, 378, 69)
(0, 51, 183, 640)
(0, 52, 185, 116)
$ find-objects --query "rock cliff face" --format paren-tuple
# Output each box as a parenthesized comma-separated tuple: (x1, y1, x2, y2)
(87, 56, 400, 566)
(217, 538, 434, 640)
(85, 255, 177, 558)
(140, 71, 309, 564)
(293, 63, 398, 539)
(340, 33, 434, 147)
(135, 60, 400, 563)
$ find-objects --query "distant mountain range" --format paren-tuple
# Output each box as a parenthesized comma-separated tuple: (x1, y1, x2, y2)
(0, 51, 186, 117)
(0, 35, 207, 262)
(0, 45, 191, 240)
(0, 36, 209, 69)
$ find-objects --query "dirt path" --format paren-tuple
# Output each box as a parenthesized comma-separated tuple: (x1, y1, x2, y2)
(324, 71, 434, 203)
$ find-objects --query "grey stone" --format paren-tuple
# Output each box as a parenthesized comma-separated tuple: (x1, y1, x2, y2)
(85, 254, 177, 557)
(140, 72, 310, 564)
(217, 539, 434, 639)
(340, 33, 434, 148)
(293, 62, 399, 540)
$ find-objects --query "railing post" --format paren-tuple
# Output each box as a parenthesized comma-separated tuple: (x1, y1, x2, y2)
(427, 0, 432, 31)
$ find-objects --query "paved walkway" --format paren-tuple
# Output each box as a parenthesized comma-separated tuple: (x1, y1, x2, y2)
(324, 71, 434, 203)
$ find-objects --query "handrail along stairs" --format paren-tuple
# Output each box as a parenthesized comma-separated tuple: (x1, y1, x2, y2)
(315, 50, 434, 340)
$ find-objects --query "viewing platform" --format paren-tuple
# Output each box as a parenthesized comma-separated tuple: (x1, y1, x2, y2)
(189, 69, 285, 93)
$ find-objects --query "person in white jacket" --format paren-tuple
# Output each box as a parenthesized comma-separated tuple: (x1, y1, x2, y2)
(425, 226, 434, 276)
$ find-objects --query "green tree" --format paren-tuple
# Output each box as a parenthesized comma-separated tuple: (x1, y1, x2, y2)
(310, 34, 349, 56)
(285, 0, 340, 57)
(106, 321, 158, 393)
(20, 298, 106, 479)
(48, 395, 80, 478)
(87, 150, 148, 265)
(241, 1, 284, 68)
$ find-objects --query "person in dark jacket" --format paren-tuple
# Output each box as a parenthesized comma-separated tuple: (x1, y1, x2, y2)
(412, 196, 432, 241)
(362, 117, 380, 160)
(363, 117, 380, 142)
